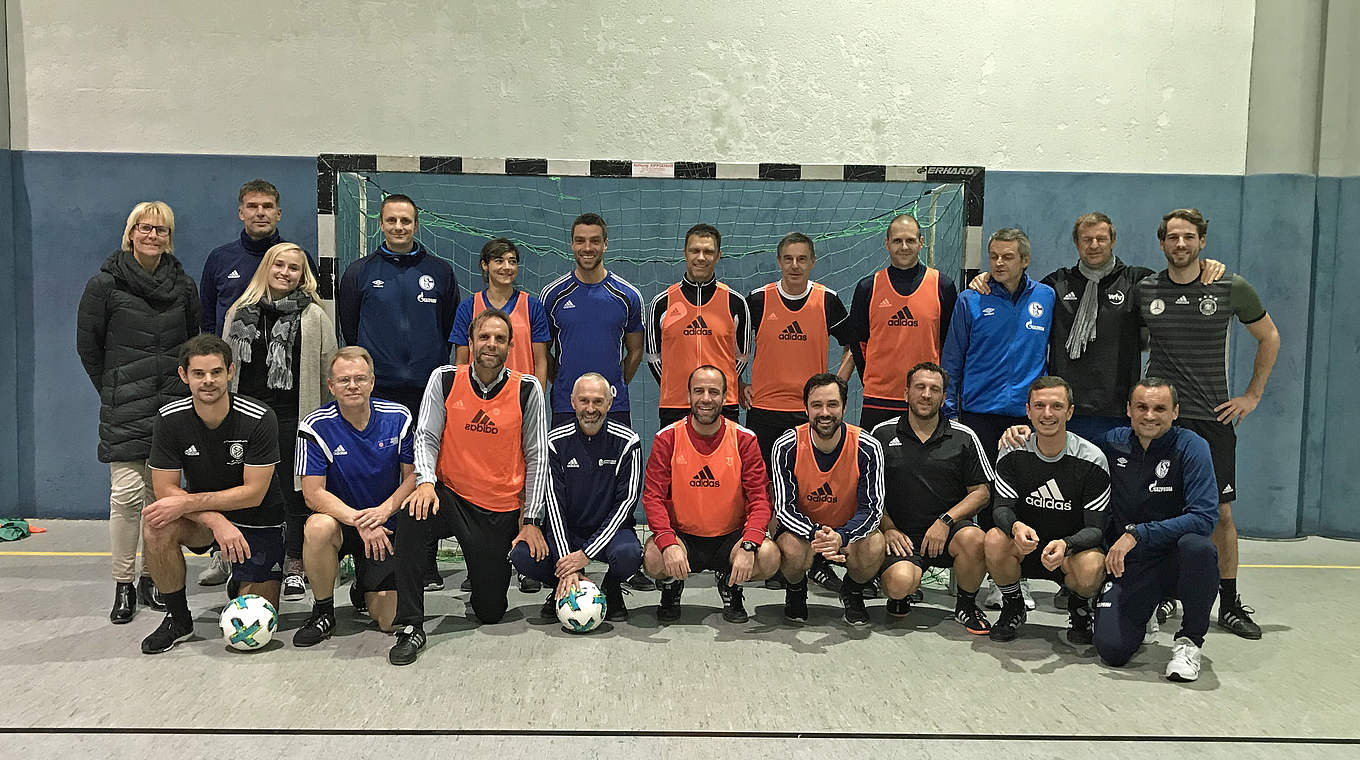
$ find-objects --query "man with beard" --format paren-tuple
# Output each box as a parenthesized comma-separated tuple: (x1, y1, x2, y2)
(642, 365, 780, 623)
(770, 373, 885, 625)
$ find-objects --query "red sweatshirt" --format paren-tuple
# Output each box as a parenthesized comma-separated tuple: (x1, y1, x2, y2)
(643, 416, 771, 551)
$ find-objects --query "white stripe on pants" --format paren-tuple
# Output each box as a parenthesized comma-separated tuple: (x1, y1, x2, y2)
(109, 460, 153, 583)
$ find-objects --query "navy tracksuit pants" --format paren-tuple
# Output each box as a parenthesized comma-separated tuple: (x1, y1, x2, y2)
(1094, 532, 1219, 666)
(510, 528, 643, 589)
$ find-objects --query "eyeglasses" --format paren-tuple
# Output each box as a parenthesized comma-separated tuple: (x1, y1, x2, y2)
(332, 375, 373, 386)
(135, 223, 171, 236)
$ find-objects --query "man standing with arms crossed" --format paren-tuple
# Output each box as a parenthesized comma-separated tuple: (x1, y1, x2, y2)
(387, 308, 548, 665)
(647, 224, 752, 427)
(1137, 208, 1279, 639)
(769, 373, 885, 624)
(846, 214, 958, 432)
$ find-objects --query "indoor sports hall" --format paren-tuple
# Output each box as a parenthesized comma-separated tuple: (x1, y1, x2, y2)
(1, 2, 1357, 758)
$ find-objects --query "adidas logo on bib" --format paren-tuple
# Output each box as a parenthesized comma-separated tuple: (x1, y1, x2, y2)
(683, 316, 713, 336)
(886, 305, 918, 327)
(689, 465, 721, 488)
(778, 321, 808, 341)
(805, 482, 837, 503)
(464, 409, 499, 434)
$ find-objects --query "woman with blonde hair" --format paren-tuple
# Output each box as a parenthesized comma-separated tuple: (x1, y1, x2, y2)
(77, 201, 199, 624)
(224, 242, 336, 602)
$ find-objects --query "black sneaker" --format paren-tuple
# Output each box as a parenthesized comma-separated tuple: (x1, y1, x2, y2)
(886, 597, 912, 618)
(604, 580, 629, 622)
(657, 580, 684, 622)
(1054, 586, 1072, 611)
(539, 591, 556, 620)
(292, 610, 336, 647)
(141, 614, 193, 654)
(1218, 596, 1262, 639)
(425, 570, 445, 592)
(281, 573, 307, 603)
(907, 588, 923, 603)
(807, 556, 842, 593)
(841, 588, 869, 626)
(350, 581, 369, 618)
(459, 575, 472, 592)
(784, 581, 809, 621)
(713, 571, 734, 607)
(1157, 598, 1178, 624)
(988, 601, 1025, 642)
(1067, 605, 1094, 646)
(137, 576, 166, 612)
(956, 604, 992, 635)
(721, 584, 749, 624)
(111, 582, 136, 624)
(388, 625, 427, 666)
(518, 574, 542, 593)
(862, 578, 881, 599)
(625, 571, 656, 592)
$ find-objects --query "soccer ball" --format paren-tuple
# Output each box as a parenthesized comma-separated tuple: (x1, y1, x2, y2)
(219, 594, 278, 651)
(556, 579, 607, 633)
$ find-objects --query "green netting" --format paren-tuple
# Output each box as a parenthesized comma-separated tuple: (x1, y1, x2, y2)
(332, 171, 967, 447)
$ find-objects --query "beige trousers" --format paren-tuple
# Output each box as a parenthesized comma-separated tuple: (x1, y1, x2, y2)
(109, 460, 153, 583)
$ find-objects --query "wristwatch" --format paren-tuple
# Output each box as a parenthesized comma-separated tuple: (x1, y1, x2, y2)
(523, 517, 544, 528)
(740, 540, 760, 553)
(938, 513, 955, 527)
(1124, 523, 1138, 540)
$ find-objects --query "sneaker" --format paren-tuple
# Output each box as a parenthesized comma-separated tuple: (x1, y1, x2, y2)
(955, 604, 992, 635)
(721, 583, 748, 624)
(807, 556, 842, 593)
(425, 570, 445, 592)
(1218, 596, 1262, 640)
(604, 580, 629, 622)
(982, 580, 1002, 610)
(1165, 636, 1202, 682)
(137, 575, 166, 612)
(140, 614, 193, 654)
(863, 578, 881, 599)
(626, 571, 656, 592)
(349, 581, 369, 618)
(518, 574, 542, 593)
(1054, 586, 1071, 611)
(886, 597, 912, 618)
(281, 573, 307, 603)
(1067, 605, 1094, 646)
(197, 550, 231, 586)
(539, 591, 557, 620)
(110, 582, 136, 624)
(1020, 579, 1036, 611)
(388, 625, 427, 666)
(784, 581, 809, 621)
(1157, 598, 1178, 624)
(292, 610, 336, 647)
(657, 580, 684, 623)
(1145, 616, 1160, 644)
(841, 588, 869, 626)
(988, 601, 1025, 642)
(713, 571, 734, 606)
(458, 575, 471, 593)
(906, 587, 922, 603)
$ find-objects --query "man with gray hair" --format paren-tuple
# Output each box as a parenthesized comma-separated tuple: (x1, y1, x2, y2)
(510, 372, 644, 622)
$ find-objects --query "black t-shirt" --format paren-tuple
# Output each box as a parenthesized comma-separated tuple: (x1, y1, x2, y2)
(234, 311, 302, 415)
(872, 415, 992, 537)
(992, 432, 1111, 553)
(148, 394, 286, 528)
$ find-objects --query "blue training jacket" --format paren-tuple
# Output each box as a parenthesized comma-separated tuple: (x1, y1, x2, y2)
(941, 274, 1054, 417)
(1099, 426, 1218, 554)
(336, 244, 460, 391)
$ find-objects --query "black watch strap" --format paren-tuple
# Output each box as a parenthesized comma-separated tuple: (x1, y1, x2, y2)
(938, 512, 955, 527)
(523, 517, 544, 528)
(740, 540, 760, 552)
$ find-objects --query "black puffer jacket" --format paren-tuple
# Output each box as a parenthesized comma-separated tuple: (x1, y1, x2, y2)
(76, 250, 200, 462)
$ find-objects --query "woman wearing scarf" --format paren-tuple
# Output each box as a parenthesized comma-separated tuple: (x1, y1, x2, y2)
(225, 243, 336, 603)
(77, 201, 200, 624)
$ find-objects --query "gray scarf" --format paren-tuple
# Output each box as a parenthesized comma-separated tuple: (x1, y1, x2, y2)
(1065, 257, 1117, 360)
(227, 289, 311, 390)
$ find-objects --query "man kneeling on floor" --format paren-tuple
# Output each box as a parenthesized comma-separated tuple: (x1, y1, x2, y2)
(642, 365, 780, 623)
(140, 335, 287, 654)
(511, 373, 644, 622)
(771, 373, 885, 624)
(292, 346, 417, 645)
(985, 376, 1109, 645)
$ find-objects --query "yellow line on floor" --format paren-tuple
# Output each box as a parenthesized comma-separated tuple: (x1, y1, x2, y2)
(1239, 563, 1360, 569)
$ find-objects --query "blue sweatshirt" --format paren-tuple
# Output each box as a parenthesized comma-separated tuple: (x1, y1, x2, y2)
(942, 274, 1054, 417)
(544, 420, 642, 559)
(201, 230, 306, 334)
(336, 244, 460, 391)
(1099, 426, 1218, 554)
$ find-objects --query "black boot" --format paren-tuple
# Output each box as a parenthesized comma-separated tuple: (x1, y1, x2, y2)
(137, 575, 166, 611)
(110, 582, 136, 624)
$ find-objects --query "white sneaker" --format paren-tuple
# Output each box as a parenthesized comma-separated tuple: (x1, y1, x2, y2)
(1165, 636, 1202, 682)
(1144, 616, 1160, 644)
(1020, 579, 1036, 611)
(981, 580, 1002, 610)
(197, 550, 231, 586)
